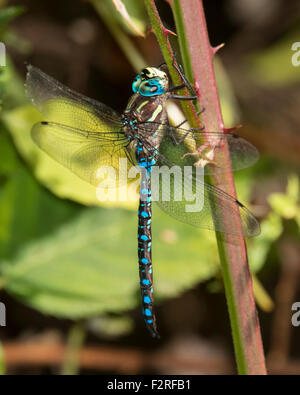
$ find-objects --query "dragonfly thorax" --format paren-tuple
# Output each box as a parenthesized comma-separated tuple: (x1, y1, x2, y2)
(122, 91, 167, 149)
(123, 67, 169, 147)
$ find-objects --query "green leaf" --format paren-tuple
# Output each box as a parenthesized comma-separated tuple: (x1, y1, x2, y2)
(248, 26, 300, 86)
(286, 174, 300, 201)
(0, 128, 80, 260)
(0, 341, 5, 375)
(88, 315, 133, 338)
(91, 0, 146, 71)
(0, 57, 28, 110)
(111, 0, 147, 37)
(215, 58, 240, 126)
(102, 0, 148, 37)
(268, 175, 300, 220)
(0, 6, 24, 29)
(248, 212, 283, 273)
(1, 206, 218, 319)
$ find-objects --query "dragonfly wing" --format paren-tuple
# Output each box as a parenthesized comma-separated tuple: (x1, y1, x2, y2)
(26, 65, 122, 130)
(139, 123, 259, 173)
(146, 143, 260, 237)
(212, 132, 259, 172)
(154, 173, 260, 237)
(31, 122, 135, 187)
(26, 66, 138, 187)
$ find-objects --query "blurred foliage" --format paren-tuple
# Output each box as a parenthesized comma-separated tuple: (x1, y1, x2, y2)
(91, 0, 147, 71)
(0, 126, 80, 260)
(61, 321, 86, 375)
(0, 203, 219, 318)
(0, 57, 27, 109)
(0, 341, 4, 375)
(0, 6, 24, 34)
(248, 25, 300, 86)
(215, 58, 241, 126)
(109, 0, 148, 37)
(269, 175, 300, 225)
(88, 315, 133, 338)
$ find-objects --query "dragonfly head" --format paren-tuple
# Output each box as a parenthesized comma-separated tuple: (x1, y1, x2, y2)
(132, 67, 169, 97)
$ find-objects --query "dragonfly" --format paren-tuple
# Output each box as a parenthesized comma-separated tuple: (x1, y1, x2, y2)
(25, 62, 260, 339)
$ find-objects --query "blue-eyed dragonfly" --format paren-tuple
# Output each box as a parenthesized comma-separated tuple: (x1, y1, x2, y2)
(25, 63, 260, 339)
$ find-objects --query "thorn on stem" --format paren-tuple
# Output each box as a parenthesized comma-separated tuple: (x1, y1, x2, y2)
(212, 43, 225, 55)
(222, 124, 242, 134)
(194, 81, 201, 98)
(163, 26, 177, 37)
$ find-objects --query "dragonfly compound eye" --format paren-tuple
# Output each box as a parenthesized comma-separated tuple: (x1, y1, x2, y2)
(132, 73, 143, 93)
(138, 79, 166, 96)
(133, 67, 169, 96)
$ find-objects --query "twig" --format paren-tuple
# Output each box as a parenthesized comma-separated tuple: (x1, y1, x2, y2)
(173, 0, 266, 375)
(2, 340, 300, 374)
(91, 0, 146, 72)
(60, 321, 86, 375)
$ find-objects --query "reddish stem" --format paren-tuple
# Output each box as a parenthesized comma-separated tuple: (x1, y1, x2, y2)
(179, 0, 266, 374)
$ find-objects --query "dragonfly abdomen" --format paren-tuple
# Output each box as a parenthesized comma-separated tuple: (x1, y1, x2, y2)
(124, 89, 167, 339)
(136, 141, 160, 339)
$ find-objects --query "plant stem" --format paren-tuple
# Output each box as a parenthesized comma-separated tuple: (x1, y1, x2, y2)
(144, 0, 201, 130)
(61, 320, 86, 375)
(174, 0, 266, 374)
(0, 341, 5, 375)
(91, 0, 146, 72)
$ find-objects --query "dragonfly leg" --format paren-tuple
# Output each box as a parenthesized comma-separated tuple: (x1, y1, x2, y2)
(169, 128, 191, 146)
(172, 58, 197, 96)
(160, 53, 196, 96)
(168, 108, 206, 146)
(167, 83, 186, 93)
(158, 61, 166, 69)
(169, 94, 197, 101)
(174, 108, 206, 129)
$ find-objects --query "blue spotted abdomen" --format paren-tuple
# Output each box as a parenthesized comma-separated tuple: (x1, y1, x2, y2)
(136, 141, 159, 338)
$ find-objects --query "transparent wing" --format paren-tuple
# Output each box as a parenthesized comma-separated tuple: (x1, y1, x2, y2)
(31, 122, 135, 187)
(26, 65, 138, 187)
(139, 122, 259, 173)
(154, 172, 260, 237)
(143, 141, 260, 237)
(26, 65, 122, 130)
